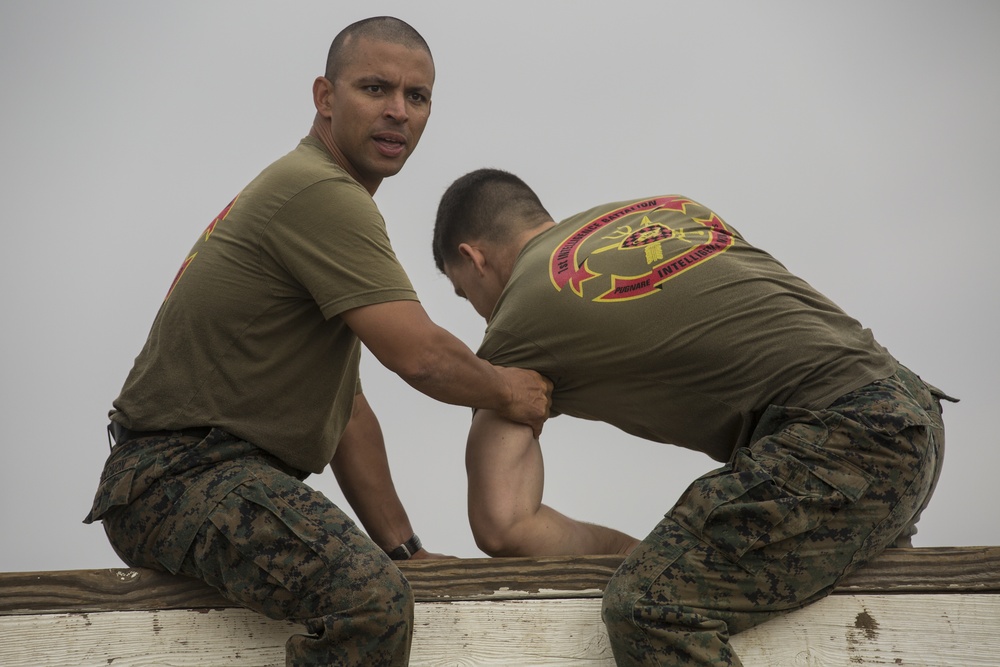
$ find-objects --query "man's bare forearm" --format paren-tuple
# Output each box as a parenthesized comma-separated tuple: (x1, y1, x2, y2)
(331, 393, 416, 553)
(341, 300, 551, 434)
(485, 504, 640, 557)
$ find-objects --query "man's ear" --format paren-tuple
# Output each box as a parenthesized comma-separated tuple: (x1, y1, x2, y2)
(313, 76, 334, 117)
(458, 242, 489, 276)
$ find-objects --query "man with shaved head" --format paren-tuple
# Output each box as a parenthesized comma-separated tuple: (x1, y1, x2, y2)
(434, 168, 953, 667)
(85, 18, 550, 666)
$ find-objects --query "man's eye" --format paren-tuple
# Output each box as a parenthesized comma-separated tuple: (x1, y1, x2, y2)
(408, 93, 427, 104)
(366, 85, 382, 94)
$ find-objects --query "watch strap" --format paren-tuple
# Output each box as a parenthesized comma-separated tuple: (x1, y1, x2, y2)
(387, 533, 422, 560)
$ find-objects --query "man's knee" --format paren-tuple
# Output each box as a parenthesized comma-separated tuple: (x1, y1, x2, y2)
(287, 561, 414, 666)
(295, 545, 414, 629)
(602, 563, 640, 636)
(370, 561, 414, 624)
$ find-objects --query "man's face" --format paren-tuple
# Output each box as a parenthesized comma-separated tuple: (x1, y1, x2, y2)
(319, 37, 434, 193)
(443, 252, 503, 324)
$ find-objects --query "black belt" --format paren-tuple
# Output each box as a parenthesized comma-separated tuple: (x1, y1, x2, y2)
(108, 421, 212, 448)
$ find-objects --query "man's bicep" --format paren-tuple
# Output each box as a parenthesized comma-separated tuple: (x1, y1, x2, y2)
(465, 409, 543, 531)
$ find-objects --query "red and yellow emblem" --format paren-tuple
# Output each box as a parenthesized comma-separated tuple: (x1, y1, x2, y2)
(164, 194, 240, 301)
(549, 196, 733, 302)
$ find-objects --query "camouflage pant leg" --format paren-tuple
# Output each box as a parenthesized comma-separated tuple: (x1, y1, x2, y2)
(602, 366, 945, 667)
(95, 430, 413, 667)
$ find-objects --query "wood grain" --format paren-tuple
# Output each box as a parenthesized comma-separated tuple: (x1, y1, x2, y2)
(3, 594, 999, 666)
(2, 547, 998, 616)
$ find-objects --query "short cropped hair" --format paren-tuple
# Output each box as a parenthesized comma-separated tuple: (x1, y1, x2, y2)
(325, 16, 432, 82)
(433, 169, 552, 273)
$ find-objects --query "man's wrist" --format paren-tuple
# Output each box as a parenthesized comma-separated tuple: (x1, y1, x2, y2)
(387, 533, 422, 560)
(494, 365, 514, 414)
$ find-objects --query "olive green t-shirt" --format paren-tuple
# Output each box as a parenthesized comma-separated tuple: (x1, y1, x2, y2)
(479, 196, 895, 463)
(111, 136, 417, 473)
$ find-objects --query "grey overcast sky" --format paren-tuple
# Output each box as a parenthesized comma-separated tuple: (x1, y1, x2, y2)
(2, 1, 997, 572)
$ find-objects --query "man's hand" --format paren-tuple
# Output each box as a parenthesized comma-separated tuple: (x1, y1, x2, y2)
(408, 548, 456, 560)
(617, 537, 642, 555)
(496, 366, 553, 438)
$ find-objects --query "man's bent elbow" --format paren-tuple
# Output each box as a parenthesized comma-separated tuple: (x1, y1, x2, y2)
(386, 345, 440, 389)
(470, 514, 529, 557)
(473, 531, 527, 558)
(393, 358, 435, 388)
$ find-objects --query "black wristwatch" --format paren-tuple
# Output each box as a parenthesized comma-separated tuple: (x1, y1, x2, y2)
(387, 533, 422, 560)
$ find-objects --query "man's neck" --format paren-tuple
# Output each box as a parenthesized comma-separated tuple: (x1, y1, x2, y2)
(499, 221, 557, 283)
(513, 221, 556, 254)
(308, 118, 382, 195)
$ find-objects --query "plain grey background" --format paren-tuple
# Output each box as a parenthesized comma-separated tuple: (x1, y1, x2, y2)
(2, 1, 997, 571)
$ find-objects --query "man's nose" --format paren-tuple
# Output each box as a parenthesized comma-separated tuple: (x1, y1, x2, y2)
(384, 92, 409, 122)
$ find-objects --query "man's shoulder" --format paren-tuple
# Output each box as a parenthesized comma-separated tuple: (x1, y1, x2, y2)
(243, 138, 375, 217)
(262, 137, 359, 187)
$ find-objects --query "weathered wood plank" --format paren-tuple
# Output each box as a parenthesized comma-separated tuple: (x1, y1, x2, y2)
(0, 567, 230, 616)
(1, 594, 998, 666)
(0, 608, 298, 667)
(836, 545, 1000, 593)
(400, 553, 625, 600)
(2, 547, 998, 616)
(413, 599, 615, 666)
(0, 555, 624, 616)
(729, 593, 1000, 666)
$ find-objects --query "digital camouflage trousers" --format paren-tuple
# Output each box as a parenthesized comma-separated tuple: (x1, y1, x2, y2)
(85, 430, 412, 666)
(602, 364, 950, 666)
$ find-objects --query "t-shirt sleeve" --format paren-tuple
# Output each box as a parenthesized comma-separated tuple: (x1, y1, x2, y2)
(479, 327, 565, 418)
(478, 326, 560, 375)
(262, 178, 417, 318)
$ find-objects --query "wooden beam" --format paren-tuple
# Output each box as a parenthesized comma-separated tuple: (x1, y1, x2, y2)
(3, 594, 998, 666)
(836, 545, 1000, 593)
(3, 546, 998, 616)
(2, 547, 998, 666)
(0, 555, 625, 616)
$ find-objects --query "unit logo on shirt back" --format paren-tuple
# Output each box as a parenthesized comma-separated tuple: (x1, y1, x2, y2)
(164, 194, 240, 302)
(549, 196, 733, 302)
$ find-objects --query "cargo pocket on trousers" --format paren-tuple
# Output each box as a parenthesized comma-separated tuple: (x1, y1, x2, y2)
(199, 477, 356, 610)
(152, 466, 251, 574)
(670, 406, 873, 575)
(83, 455, 140, 524)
